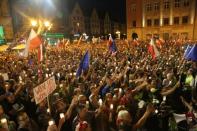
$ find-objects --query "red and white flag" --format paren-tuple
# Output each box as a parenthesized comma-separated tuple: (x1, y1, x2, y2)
(38, 44, 43, 62)
(108, 35, 113, 47)
(23, 29, 42, 57)
(156, 39, 164, 48)
(148, 38, 160, 60)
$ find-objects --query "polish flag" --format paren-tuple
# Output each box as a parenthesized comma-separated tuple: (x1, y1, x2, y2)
(156, 39, 164, 48)
(38, 44, 43, 62)
(148, 38, 160, 60)
(108, 34, 113, 48)
(23, 29, 42, 57)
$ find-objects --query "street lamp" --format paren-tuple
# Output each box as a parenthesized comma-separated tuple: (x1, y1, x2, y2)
(31, 20, 37, 27)
(44, 21, 50, 27)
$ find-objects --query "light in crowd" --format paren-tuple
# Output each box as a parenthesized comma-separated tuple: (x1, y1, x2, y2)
(59, 84, 63, 88)
(119, 88, 122, 94)
(155, 109, 158, 114)
(48, 120, 54, 126)
(31, 20, 37, 27)
(110, 104, 113, 110)
(46, 74, 49, 78)
(86, 101, 89, 108)
(1, 118, 7, 124)
(47, 108, 50, 113)
(163, 96, 166, 101)
(60, 113, 65, 119)
(98, 99, 102, 106)
(44, 21, 50, 27)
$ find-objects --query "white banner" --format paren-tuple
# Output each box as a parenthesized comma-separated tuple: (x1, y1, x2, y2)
(33, 76, 56, 104)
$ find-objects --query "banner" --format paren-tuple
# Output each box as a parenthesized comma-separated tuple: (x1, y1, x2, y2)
(33, 76, 56, 104)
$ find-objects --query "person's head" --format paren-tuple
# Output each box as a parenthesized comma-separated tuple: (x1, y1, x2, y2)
(116, 110, 132, 130)
(55, 99, 66, 113)
(89, 94, 98, 107)
(78, 95, 87, 105)
(6, 93, 15, 103)
(17, 112, 30, 127)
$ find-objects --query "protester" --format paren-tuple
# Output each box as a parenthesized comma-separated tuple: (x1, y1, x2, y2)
(0, 38, 196, 131)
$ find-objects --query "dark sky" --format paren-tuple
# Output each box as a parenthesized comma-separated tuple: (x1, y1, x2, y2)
(26, 0, 126, 23)
(72, 0, 126, 23)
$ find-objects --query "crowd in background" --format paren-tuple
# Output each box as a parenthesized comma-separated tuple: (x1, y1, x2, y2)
(0, 39, 196, 131)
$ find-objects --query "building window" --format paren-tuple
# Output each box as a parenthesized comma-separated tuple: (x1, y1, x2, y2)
(163, 18, 169, 25)
(154, 19, 160, 26)
(146, 3, 152, 11)
(147, 19, 152, 26)
(132, 21, 136, 27)
(182, 16, 188, 24)
(131, 4, 136, 12)
(164, 0, 170, 9)
(174, 0, 180, 8)
(154, 2, 159, 11)
(174, 17, 179, 24)
(183, 0, 189, 7)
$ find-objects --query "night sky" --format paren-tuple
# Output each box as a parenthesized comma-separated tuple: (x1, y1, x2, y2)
(40, 0, 126, 23)
(74, 0, 126, 23)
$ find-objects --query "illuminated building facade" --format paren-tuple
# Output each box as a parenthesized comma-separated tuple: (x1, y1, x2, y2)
(126, 0, 197, 40)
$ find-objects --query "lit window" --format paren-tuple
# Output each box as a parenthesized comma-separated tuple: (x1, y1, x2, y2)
(147, 19, 152, 26)
(163, 18, 169, 25)
(164, 0, 170, 9)
(174, 0, 180, 8)
(154, 2, 159, 11)
(182, 16, 188, 24)
(146, 3, 152, 11)
(183, 0, 189, 7)
(174, 17, 179, 24)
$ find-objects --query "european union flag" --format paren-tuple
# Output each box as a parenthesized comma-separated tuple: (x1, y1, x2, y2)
(76, 51, 90, 77)
(184, 45, 192, 58)
(185, 44, 197, 61)
(109, 40, 117, 53)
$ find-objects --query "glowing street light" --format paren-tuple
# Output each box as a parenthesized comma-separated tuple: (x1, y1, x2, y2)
(31, 20, 37, 27)
(44, 21, 50, 27)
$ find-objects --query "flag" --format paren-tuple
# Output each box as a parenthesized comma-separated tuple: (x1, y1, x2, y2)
(148, 38, 160, 60)
(184, 45, 192, 58)
(76, 51, 90, 77)
(108, 35, 113, 49)
(110, 41, 117, 53)
(108, 35, 117, 54)
(156, 39, 163, 48)
(38, 44, 43, 62)
(23, 29, 42, 57)
(185, 44, 197, 61)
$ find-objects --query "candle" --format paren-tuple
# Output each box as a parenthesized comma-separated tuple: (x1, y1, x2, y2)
(60, 113, 65, 119)
(46, 74, 49, 78)
(86, 101, 89, 108)
(98, 99, 102, 106)
(163, 96, 166, 101)
(48, 120, 54, 126)
(110, 104, 113, 110)
(57, 73, 60, 78)
(1, 118, 8, 130)
(119, 88, 122, 94)
(47, 108, 50, 113)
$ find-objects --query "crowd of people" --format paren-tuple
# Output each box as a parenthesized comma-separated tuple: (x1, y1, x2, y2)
(0, 39, 196, 131)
